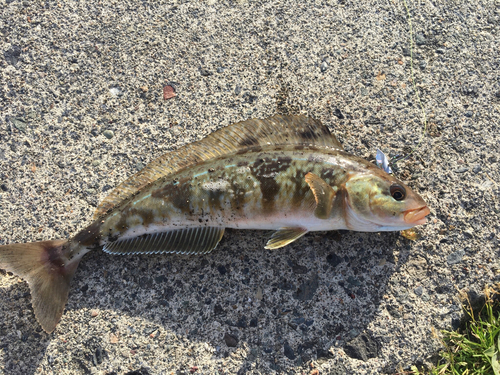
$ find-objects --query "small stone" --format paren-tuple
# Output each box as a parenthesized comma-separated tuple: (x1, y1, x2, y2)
(103, 130, 114, 139)
(347, 276, 361, 287)
(94, 347, 103, 365)
(216, 67, 224, 73)
(217, 265, 227, 275)
(234, 86, 242, 95)
(333, 108, 344, 119)
(163, 85, 176, 100)
(284, 342, 295, 360)
(223, 333, 238, 347)
(419, 60, 427, 69)
(293, 317, 305, 325)
(326, 253, 342, 267)
(464, 111, 473, 118)
(320, 61, 328, 72)
(463, 230, 474, 239)
(344, 333, 379, 361)
(109, 87, 121, 96)
(255, 286, 263, 300)
(472, 165, 482, 174)
(462, 85, 478, 97)
(454, 167, 468, 173)
(294, 274, 319, 301)
(386, 304, 402, 318)
(200, 68, 212, 76)
(1, 184, 8, 192)
(436, 48, 445, 54)
(415, 33, 426, 45)
(414, 286, 423, 296)
(4, 45, 22, 65)
(109, 333, 119, 344)
(447, 249, 465, 265)
(11, 117, 27, 132)
(91, 309, 99, 317)
(236, 316, 247, 328)
(292, 263, 308, 274)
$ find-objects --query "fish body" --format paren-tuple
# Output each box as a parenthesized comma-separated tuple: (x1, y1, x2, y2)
(0, 115, 430, 332)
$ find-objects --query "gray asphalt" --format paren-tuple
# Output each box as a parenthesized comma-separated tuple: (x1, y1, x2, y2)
(1, 0, 499, 374)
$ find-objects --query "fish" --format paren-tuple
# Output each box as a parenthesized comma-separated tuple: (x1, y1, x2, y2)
(0, 115, 430, 333)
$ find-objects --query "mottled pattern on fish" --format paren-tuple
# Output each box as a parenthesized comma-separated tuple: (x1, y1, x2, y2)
(100, 148, 350, 240)
(0, 115, 430, 333)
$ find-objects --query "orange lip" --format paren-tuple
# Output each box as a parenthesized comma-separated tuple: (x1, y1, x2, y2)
(404, 206, 430, 225)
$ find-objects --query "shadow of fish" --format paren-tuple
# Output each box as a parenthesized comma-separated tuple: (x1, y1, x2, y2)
(0, 115, 430, 332)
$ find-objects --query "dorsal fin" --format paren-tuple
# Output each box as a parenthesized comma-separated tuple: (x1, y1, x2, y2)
(94, 115, 343, 219)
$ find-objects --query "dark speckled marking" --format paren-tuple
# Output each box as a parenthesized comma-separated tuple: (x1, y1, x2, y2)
(299, 127, 319, 141)
(72, 221, 102, 248)
(236, 145, 262, 155)
(44, 242, 66, 270)
(251, 156, 292, 213)
(136, 208, 155, 226)
(239, 134, 259, 147)
(151, 177, 192, 213)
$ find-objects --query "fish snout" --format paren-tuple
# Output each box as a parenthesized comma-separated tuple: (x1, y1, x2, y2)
(404, 206, 430, 225)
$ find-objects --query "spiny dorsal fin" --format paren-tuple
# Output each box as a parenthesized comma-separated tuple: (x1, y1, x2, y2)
(94, 115, 343, 219)
(103, 227, 225, 255)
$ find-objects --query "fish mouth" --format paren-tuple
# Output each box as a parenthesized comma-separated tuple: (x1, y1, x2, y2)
(404, 206, 430, 225)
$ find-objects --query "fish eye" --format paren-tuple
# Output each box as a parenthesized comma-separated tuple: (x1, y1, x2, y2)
(390, 185, 406, 201)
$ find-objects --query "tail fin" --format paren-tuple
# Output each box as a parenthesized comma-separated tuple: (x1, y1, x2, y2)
(0, 239, 79, 333)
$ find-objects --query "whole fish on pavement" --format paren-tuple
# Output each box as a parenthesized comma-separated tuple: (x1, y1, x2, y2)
(0, 115, 430, 333)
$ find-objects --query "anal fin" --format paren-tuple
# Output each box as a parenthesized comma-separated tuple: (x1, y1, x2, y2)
(265, 227, 308, 249)
(103, 227, 225, 255)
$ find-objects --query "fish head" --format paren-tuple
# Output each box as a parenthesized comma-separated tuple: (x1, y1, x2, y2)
(343, 168, 430, 232)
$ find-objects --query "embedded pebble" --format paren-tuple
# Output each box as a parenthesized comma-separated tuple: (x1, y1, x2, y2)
(109, 87, 121, 96)
(447, 250, 465, 265)
(103, 130, 114, 139)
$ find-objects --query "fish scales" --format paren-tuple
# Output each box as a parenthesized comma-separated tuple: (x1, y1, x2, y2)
(98, 147, 349, 245)
(0, 114, 430, 333)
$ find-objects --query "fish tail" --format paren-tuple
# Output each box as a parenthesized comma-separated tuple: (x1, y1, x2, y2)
(0, 239, 80, 333)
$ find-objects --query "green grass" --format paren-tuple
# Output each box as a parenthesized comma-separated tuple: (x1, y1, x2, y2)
(405, 287, 500, 375)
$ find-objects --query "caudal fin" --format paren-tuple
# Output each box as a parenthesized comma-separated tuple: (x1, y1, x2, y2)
(0, 239, 79, 333)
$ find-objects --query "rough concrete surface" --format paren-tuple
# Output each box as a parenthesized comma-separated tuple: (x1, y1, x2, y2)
(1, 0, 499, 374)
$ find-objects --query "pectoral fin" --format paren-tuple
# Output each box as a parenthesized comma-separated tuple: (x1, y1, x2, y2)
(305, 172, 337, 219)
(265, 227, 308, 249)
